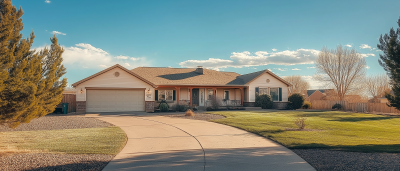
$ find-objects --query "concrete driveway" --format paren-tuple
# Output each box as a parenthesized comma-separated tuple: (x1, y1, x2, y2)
(89, 114, 315, 171)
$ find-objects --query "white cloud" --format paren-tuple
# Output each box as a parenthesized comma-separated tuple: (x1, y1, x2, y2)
(179, 49, 320, 70)
(301, 75, 324, 89)
(51, 31, 66, 35)
(376, 49, 382, 52)
(307, 66, 316, 69)
(272, 48, 277, 51)
(292, 68, 301, 70)
(34, 43, 152, 69)
(360, 44, 372, 49)
(45, 0, 51, 3)
(131, 57, 145, 61)
(274, 68, 287, 71)
(345, 44, 352, 47)
(359, 53, 375, 58)
(366, 66, 370, 69)
(115, 55, 129, 59)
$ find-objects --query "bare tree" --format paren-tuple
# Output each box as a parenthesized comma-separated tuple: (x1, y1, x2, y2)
(283, 75, 310, 96)
(314, 45, 366, 101)
(364, 74, 391, 98)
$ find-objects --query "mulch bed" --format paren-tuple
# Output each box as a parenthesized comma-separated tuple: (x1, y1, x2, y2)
(292, 149, 400, 171)
(163, 113, 226, 121)
(0, 115, 115, 171)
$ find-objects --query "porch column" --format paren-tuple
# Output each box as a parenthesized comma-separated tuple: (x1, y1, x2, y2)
(175, 87, 180, 104)
(240, 87, 244, 106)
(189, 87, 193, 106)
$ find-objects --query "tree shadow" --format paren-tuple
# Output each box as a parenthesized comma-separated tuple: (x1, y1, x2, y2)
(328, 116, 394, 122)
(289, 143, 400, 153)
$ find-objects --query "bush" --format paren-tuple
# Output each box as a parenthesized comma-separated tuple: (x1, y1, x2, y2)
(332, 103, 342, 110)
(210, 95, 221, 110)
(185, 109, 195, 116)
(206, 107, 213, 111)
(174, 104, 188, 112)
(159, 103, 169, 112)
(288, 93, 305, 110)
(255, 94, 273, 109)
(294, 117, 307, 129)
(302, 101, 312, 109)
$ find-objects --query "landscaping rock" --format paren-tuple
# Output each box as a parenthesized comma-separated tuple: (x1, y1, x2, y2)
(292, 149, 400, 171)
(0, 153, 113, 171)
(0, 116, 113, 132)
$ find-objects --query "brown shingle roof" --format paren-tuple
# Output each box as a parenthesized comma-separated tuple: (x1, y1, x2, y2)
(130, 67, 291, 86)
(130, 67, 243, 86)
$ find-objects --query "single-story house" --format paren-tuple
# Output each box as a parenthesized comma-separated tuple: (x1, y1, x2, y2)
(305, 89, 334, 102)
(71, 64, 291, 113)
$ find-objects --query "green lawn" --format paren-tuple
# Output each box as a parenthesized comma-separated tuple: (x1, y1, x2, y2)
(0, 126, 127, 155)
(208, 110, 400, 153)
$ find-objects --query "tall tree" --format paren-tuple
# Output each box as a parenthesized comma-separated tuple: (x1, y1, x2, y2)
(283, 75, 310, 96)
(314, 45, 366, 101)
(0, 0, 67, 128)
(378, 16, 400, 110)
(364, 74, 391, 98)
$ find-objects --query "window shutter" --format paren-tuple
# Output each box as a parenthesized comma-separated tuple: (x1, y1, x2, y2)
(155, 90, 158, 101)
(255, 87, 259, 96)
(279, 87, 282, 101)
(173, 90, 176, 100)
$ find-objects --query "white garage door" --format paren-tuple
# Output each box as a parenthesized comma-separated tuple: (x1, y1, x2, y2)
(86, 89, 145, 112)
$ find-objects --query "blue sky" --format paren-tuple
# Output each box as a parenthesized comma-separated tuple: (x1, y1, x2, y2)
(13, 0, 400, 88)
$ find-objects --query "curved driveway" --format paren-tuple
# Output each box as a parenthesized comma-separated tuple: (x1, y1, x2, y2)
(90, 114, 315, 171)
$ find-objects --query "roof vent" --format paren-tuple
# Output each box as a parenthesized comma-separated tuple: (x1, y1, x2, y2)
(196, 66, 203, 75)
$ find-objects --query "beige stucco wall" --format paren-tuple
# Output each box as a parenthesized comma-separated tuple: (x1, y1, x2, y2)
(75, 67, 155, 102)
(245, 72, 289, 102)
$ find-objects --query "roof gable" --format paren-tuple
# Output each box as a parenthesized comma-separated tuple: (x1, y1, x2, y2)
(71, 64, 156, 87)
(239, 69, 292, 86)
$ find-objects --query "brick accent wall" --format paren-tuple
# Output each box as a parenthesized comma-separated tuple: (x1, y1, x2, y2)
(273, 102, 288, 109)
(76, 101, 86, 114)
(146, 101, 155, 112)
(243, 102, 255, 107)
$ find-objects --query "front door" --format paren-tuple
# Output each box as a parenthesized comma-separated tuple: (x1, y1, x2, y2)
(199, 88, 205, 106)
(192, 89, 199, 106)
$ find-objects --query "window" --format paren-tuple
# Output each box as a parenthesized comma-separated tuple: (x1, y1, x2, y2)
(224, 90, 230, 100)
(259, 88, 268, 95)
(208, 89, 214, 100)
(270, 88, 279, 101)
(158, 90, 173, 101)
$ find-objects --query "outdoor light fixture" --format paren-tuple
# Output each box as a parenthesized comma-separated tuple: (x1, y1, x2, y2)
(146, 89, 152, 98)
(80, 88, 83, 94)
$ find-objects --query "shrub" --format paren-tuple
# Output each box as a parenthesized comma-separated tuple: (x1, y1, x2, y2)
(174, 104, 188, 112)
(255, 94, 273, 109)
(294, 117, 307, 129)
(302, 101, 312, 109)
(288, 93, 305, 110)
(332, 103, 342, 110)
(206, 107, 213, 111)
(185, 109, 195, 116)
(159, 103, 169, 112)
(285, 103, 294, 110)
(210, 95, 221, 110)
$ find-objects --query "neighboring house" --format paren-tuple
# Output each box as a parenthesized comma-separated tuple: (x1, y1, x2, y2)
(377, 90, 394, 103)
(305, 89, 334, 102)
(71, 64, 291, 113)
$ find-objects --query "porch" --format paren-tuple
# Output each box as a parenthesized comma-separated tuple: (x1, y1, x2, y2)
(155, 86, 245, 107)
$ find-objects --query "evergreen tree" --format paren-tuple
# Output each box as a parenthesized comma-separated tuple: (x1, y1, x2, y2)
(378, 17, 400, 110)
(0, 0, 67, 128)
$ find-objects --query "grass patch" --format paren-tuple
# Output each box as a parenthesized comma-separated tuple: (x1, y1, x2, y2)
(0, 126, 126, 155)
(208, 111, 400, 153)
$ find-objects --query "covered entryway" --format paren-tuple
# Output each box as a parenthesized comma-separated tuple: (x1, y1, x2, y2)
(86, 89, 145, 112)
